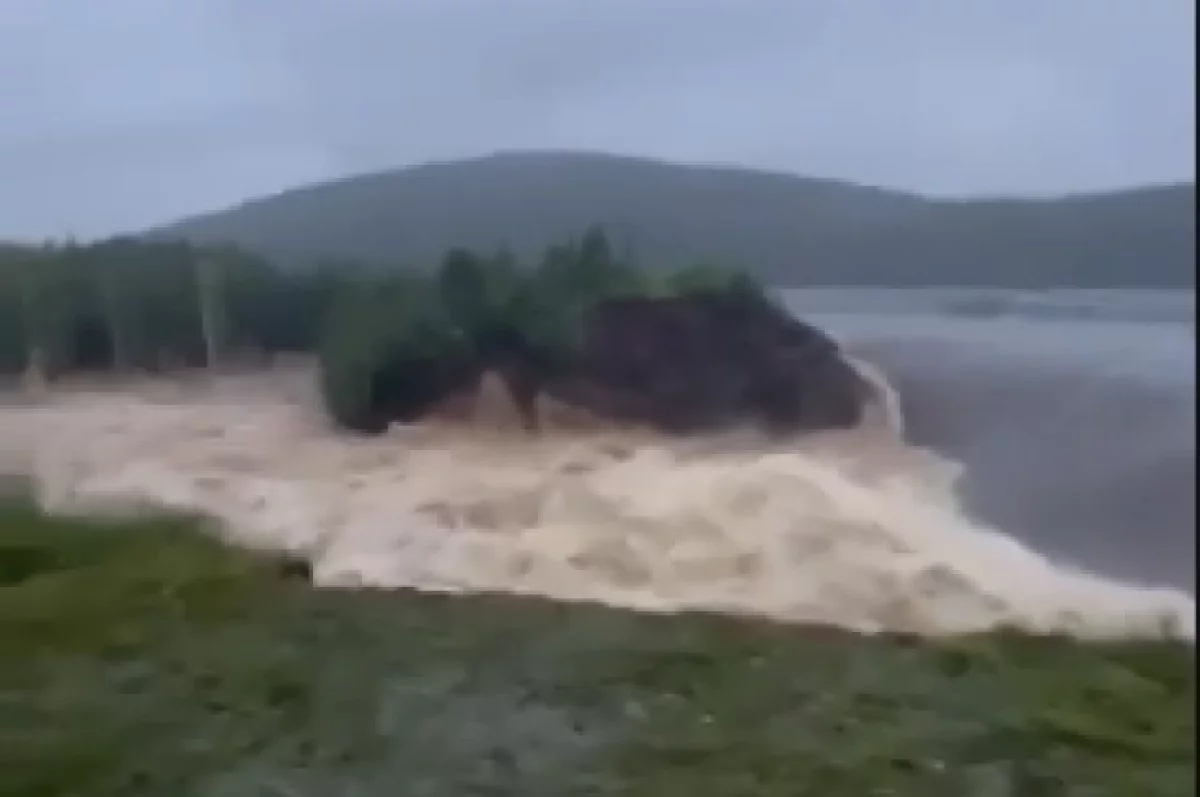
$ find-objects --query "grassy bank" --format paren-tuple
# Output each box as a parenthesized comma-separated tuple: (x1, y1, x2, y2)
(1, 498, 1194, 796)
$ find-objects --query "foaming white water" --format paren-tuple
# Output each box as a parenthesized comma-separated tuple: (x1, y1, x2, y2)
(845, 355, 905, 438)
(1, 369, 1193, 641)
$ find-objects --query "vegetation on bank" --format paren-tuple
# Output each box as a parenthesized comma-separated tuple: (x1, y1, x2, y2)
(1, 496, 1194, 796)
(317, 231, 771, 431)
(0, 237, 338, 378)
(0, 229, 763, 431)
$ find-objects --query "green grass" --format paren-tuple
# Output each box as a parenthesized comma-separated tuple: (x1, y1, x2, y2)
(1, 497, 1194, 796)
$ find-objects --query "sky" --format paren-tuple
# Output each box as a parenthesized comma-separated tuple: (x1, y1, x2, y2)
(0, 0, 1194, 240)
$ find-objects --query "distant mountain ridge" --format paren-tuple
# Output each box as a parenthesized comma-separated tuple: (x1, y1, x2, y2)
(154, 151, 1195, 288)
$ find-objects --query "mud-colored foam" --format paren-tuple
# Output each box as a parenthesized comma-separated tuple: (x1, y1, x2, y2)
(1, 367, 1192, 641)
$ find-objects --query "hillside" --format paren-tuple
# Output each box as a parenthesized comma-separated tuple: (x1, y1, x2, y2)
(155, 151, 1196, 288)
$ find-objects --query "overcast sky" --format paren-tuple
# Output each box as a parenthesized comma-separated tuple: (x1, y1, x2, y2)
(1, 0, 1194, 240)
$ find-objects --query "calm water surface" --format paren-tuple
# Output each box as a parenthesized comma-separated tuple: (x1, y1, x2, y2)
(781, 288, 1196, 592)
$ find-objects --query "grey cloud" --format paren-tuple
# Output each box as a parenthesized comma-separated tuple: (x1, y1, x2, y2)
(0, 0, 1193, 239)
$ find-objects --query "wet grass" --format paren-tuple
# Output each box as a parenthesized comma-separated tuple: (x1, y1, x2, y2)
(1, 497, 1194, 796)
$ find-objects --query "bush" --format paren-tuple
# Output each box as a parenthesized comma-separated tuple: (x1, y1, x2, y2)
(318, 275, 473, 433)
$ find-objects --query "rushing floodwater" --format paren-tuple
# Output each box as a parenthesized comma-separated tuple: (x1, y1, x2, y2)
(1, 288, 1194, 641)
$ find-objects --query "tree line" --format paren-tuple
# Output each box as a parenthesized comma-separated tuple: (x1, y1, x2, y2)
(0, 229, 761, 418)
(0, 238, 345, 380)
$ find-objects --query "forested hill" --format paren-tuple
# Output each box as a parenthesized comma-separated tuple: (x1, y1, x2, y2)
(154, 151, 1195, 288)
